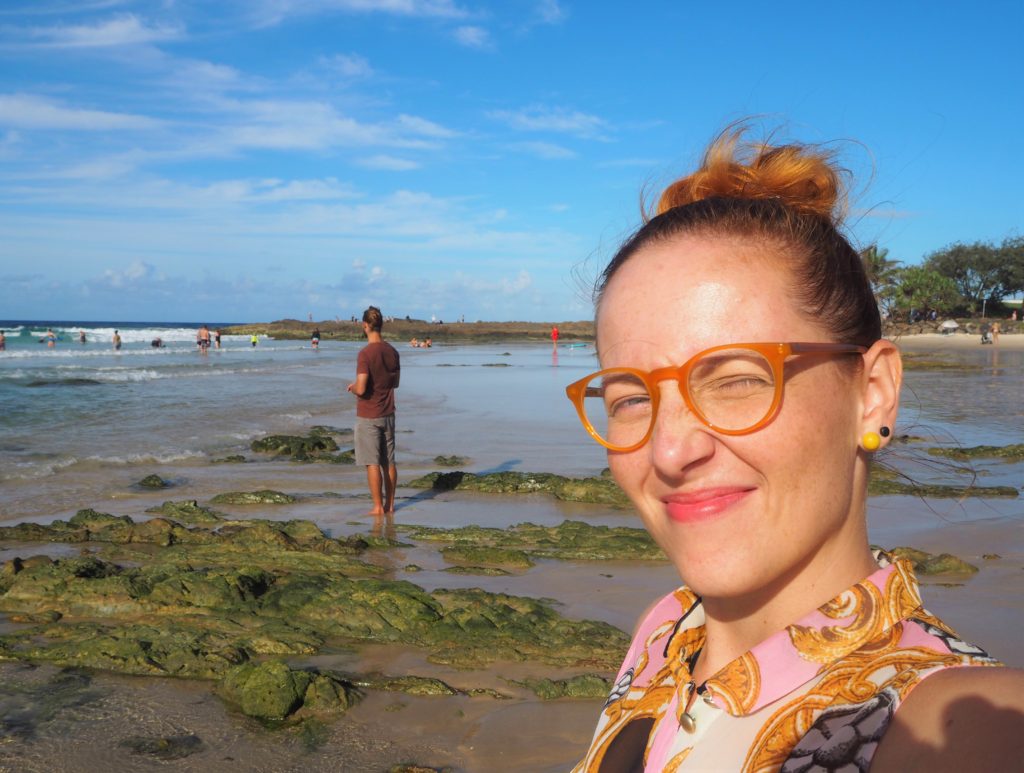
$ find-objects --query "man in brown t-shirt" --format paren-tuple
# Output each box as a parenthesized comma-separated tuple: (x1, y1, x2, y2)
(346, 306, 401, 514)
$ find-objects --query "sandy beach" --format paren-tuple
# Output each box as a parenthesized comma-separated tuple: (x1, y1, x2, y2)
(1, 330, 1021, 772)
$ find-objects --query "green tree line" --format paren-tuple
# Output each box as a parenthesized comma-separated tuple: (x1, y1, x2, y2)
(862, 237, 1024, 320)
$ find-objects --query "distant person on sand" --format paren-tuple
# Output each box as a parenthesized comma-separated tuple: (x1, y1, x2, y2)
(215, 329, 222, 349)
(113, 330, 122, 351)
(250, 333, 258, 347)
(347, 306, 400, 515)
(992, 321, 1000, 344)
(311, 328, 320, 349)
(551, 325, 559, 350)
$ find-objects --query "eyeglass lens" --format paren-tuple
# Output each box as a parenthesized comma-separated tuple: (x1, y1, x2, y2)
(580, 348, 778, 447)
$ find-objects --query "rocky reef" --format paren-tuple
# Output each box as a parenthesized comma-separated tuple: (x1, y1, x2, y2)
(926, 443, 1024, 461)
(250, 427, 355, 464)
(406, 470, 631, 507)
(401, 520, 665, 562)
(0, 507, 628, 723)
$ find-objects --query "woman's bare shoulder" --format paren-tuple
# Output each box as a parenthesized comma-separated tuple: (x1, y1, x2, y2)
(871, 666, 1024, 772)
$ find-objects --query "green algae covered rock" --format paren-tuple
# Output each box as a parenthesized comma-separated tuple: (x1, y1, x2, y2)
(441, 546, 534, 568)
(926, 443, 1024, 461)
(354, 673, 460, 696)
(137, 474, 171, 489)
(145, 500, 223, 524)
(514, 673, 611, 700)
(405, 471, 631, 507)
(211, 455, 247, 464)
(210, 490, 297, 505)
(433, 455, 467, 467)
(442, 566, 511, 576)
(218, 661, 361, 720)
(249, 431, 355, 464)
(867, 478, 1018, 498)
(890, 547, 979, 575)
(1, 620, 249, 678)
(219, 661, 313, 719)
(401, 520, 664, 562)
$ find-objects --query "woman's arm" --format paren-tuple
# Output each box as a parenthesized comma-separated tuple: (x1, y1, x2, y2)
(871, 666, 1024, 772)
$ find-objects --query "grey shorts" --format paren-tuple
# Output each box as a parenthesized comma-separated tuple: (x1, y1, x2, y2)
(355, 414, 396, 467)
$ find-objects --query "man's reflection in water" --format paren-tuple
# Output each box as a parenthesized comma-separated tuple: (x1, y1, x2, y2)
(551, 349, 559, 367)
(373, 512, 396, 541)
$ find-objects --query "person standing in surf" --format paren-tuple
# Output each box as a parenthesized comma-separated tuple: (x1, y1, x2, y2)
(347, 306, 400, 515)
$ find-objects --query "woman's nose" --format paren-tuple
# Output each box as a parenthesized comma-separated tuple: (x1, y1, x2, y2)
(647, 389, 715, 476)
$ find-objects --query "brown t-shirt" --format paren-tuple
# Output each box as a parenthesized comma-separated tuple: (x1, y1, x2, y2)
(356, 341, 400, 418)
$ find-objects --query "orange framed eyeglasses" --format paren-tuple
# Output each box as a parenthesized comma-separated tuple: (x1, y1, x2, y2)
(565, 342, 867, 452)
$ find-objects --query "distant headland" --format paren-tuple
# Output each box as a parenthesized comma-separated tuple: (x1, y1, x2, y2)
(221, 318, 595, 343)
(221, 317, 1021, 344)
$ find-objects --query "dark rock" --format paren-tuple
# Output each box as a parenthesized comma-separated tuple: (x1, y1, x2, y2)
(211, 455, 247, 464)
(137, 474, 171, 489)
(433, 455, 467, 467)
(119, 734, 204, 760)
(250, 433, 341, 463)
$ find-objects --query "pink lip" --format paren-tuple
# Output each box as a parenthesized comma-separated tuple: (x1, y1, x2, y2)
(662, 487, 753, 524)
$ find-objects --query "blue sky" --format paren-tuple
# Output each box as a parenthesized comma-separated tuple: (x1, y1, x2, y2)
(0, 1, 1021, 323)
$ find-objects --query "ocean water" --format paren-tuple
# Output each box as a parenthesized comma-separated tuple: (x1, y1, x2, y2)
(0, 320, 609, 519)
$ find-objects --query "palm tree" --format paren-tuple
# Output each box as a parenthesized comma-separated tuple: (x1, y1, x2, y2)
(860, 245, 901, 317)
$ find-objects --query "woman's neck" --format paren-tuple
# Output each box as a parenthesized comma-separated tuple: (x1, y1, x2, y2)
(690, 538, 878, 685)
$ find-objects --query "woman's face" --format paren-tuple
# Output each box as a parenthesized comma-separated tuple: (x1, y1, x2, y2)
(597, 234, 868, 601)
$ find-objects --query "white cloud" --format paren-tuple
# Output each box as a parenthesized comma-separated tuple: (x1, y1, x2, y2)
(501, 269, 532, 294)
(488, 105, 608, 139)
(535, 0, 567, 24)
(212, 100, 452, 153)
(252, 0, 468, 26)
(510, 140, 576, 160)
(357, 154, 421, 171)
(454, 25, 490, 49)
(321, 53, 373, 78)
(397, 113, 457, 139)
(27, 13, 183, 48)
(0, 94, 161, 131)
(102, 259, 157, 288)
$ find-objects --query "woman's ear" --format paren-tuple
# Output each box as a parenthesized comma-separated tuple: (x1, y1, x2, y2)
(859, 339, 902, 444)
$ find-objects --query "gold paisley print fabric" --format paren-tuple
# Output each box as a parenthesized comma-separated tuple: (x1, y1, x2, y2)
(573, 552, 1000, 773)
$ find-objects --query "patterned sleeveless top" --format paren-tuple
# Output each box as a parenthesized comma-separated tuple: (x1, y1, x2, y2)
(573, 552, 999, 772)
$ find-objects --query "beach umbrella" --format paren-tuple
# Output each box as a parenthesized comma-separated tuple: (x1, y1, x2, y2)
(939, 319, 959, 330)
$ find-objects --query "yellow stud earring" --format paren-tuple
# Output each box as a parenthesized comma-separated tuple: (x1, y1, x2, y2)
(861, 431, 881, 452)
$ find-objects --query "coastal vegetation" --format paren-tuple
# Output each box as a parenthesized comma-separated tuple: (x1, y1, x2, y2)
(863, 238, 1024, 321)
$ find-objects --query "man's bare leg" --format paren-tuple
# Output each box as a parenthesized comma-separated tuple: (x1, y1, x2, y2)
(366, 464, 385, 515)
(384, 464, 397, 513)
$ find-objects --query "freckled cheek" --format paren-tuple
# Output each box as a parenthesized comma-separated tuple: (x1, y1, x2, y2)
(607, 452, 647, 500)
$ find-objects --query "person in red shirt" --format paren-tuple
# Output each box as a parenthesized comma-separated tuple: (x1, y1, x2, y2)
(347, 306, 401, 514)
(551, 325, 559, 350)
